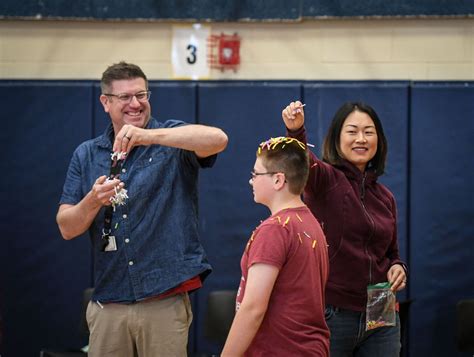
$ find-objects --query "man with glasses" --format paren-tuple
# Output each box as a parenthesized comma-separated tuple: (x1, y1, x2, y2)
(56, 61, 228, 357)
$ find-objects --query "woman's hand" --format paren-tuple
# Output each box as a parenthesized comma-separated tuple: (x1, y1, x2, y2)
(387, 264, 407, 292)
(282, 101, 305, 131)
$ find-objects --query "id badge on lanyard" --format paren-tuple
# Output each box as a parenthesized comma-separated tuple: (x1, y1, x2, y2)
(101, 152, 128, 252)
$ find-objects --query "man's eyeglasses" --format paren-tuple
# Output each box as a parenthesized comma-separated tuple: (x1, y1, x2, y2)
(250, 170, 280, 180)
(103, 90, 152, 104)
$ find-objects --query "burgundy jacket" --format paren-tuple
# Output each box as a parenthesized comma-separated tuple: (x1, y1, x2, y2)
(289, 126, 406, 311)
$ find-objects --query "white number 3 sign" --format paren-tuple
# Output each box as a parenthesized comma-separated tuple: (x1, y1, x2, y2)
(172, 24, 210, 79)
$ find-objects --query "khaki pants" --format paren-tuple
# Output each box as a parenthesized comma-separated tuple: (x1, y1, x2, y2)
(86, 293, 193, 357)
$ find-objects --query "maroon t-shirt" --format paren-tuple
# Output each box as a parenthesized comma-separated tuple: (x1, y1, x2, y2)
(237, 206, 330, 357)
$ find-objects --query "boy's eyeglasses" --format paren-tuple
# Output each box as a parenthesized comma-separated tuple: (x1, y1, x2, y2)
(103, 90, 151, 104)
(250, 170, 279, 180)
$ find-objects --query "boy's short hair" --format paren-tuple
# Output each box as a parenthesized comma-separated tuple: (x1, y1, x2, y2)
(257, 137, 309, 195)
(101, 61, 148, 93)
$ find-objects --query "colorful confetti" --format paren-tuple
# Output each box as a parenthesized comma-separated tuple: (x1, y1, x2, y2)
(258, 137, 306, 153)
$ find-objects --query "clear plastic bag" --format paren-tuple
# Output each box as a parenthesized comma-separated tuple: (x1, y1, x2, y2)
(365, 282, 396, 331)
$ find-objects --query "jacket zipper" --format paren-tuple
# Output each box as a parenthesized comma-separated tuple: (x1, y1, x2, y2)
(360, 173, 375, 285)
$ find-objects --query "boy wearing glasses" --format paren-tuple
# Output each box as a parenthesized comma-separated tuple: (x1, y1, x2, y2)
(222, 137, 330, 356)
(56, 61, 228, 356)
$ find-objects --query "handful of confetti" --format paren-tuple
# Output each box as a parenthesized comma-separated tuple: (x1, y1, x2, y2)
(111, 151, 127, 161)
(109, 184, 128, 211)
(108, 151, 128, 211)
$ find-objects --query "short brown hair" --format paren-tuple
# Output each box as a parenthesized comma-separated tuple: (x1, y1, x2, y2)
(100, 61, 148, 93)
(257, 137, 309, 195)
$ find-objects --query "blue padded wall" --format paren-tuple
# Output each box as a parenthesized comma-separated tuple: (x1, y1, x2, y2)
(2, 79, 473, 357)
(409, 82, 474, 357)
(303, 83, 410, 303)
(195, 82, 302, 354)
(0, 82, 93, 356)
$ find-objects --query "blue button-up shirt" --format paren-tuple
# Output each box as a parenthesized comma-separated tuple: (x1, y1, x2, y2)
(60, 118, 214, 303)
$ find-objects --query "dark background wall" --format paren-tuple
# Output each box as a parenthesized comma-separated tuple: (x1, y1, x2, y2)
(1, 0, 474, 20)
(1, 80, 473, 357)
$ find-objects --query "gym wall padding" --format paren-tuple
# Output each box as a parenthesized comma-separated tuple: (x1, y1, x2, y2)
(409, 82, 474, 357)
(0, 82, 93, 356)
(0, 80, 473, 357)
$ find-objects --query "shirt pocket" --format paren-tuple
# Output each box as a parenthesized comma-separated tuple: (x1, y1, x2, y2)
(129, 149, 176, 199)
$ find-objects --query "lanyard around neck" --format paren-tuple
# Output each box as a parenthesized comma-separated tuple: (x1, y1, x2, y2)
(101, 153, 126, 251)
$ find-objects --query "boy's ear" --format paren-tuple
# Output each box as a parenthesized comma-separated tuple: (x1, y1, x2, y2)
(274, 173, 286, 190)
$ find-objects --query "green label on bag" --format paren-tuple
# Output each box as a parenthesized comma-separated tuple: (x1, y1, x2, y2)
(367, 282, 391, 290)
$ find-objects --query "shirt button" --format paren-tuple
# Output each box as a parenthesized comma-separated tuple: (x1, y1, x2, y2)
(122, 168, 127, 173)
(122, 214, 127, 219)
(149, 157, 153, 162)
(129, 261, 134, 266)
(125, 238, 130, 243)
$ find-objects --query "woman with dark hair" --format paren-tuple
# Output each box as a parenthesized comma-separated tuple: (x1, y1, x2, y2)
(282, 101, 407, 356)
